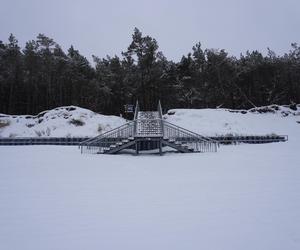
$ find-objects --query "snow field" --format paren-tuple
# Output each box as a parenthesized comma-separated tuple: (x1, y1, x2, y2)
(0, 141, 299, 250)
(0, 104, 299, 249)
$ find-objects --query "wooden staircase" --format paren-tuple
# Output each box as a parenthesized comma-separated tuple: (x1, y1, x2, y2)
(136, 111, 162, 137)
(80, 101, 218, 155)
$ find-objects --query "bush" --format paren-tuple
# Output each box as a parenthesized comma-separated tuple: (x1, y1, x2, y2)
(67, 107, 76, 111)
(98, 124, 103, 133)
(167, 111, 176, 115)
(26, 123, 35, 128)
(0, 120, 10, 128)
(69, 118, 85, 126)
(290, 103, 297, 111)
(46, 127, 51, 136)
(35, 130, 42, 137)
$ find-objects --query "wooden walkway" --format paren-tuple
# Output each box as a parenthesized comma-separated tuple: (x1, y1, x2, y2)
(0, 135, 288, 146)
(136, 111, 162, 137)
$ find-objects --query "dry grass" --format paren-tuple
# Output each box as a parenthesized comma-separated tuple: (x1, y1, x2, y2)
(0, 120, 10, 129)
(69, 118, 85, 126)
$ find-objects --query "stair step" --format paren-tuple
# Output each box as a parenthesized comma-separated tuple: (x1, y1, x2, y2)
(117, 142, 123, 146)
(110, 144, 117, 148)
(122, 139, 129, 143)
(128, 137, 134, 140)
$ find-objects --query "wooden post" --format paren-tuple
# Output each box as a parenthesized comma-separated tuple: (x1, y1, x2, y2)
(135, 140, 139, 155)
(159, 139, 162, 156)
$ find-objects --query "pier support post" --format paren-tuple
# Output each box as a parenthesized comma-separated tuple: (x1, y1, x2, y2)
(159, 139, 163, 156)
(135, 140, 139, 155)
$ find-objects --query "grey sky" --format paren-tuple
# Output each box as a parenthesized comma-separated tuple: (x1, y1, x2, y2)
(1, 0, 300, 62)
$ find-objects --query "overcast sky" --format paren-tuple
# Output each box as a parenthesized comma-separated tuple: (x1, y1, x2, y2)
(1, 0, 300, 62)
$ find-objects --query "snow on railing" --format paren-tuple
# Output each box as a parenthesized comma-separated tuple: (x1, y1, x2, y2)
(162, 121, 219, 153)
(80, 121, 135, 154)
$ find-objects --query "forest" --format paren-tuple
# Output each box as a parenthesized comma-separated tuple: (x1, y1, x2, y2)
(0, 28, 300, 115)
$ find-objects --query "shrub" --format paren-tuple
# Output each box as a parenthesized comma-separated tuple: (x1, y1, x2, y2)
(271, 105, 280, 111)
(290, 103, 297, 111)
(37, 111, 46, 118)
(98, 124, 103, 133)
(0, 120, 10, 128)
(67, 107, 76, 111)
(167, 111, 176, 115)
(35, 130, 42, 137)
(69, 118, 85, 126)
(26, 123, 35, 128)
(46, 127, 51, 136)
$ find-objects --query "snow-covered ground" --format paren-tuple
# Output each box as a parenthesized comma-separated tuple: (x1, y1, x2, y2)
(164, 104, 300, 140)
(0, 106, 125, 138)
(0, 105, 299, 250)
(1, 143, 299, 250)
(1, 104, 299, 138)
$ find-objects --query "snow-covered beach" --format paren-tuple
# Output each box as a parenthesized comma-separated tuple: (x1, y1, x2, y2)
(0, 106, 299, 250)
(1, 104, 299, 138)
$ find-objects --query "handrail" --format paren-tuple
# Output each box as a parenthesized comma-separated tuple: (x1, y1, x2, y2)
(134, 100, 140, 120)
(135, 118, 162, 121)
(157, 100, 163, 119)
(80, 121, 134, 145)
(162, 120, 219, 152)
(163, 121, 217, 143)
(0, 134, 287, 148)
(157, 100, 164, 137)
(80, 121, 136, 154)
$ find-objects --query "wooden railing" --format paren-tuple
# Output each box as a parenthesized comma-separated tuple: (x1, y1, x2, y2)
(0, 133, 288, 150)
(0, 137, 86, 146)
(211, 135, 288, 144)
(157, 100, 164, 137)
(163, 121, 219, 153)
(79, 121, 135, 154)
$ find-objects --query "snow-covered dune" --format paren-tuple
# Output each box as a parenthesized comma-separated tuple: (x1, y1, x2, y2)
(0, 106, 126, 138)
(164, 104, 300, 140)
(0, 104, 299, 139)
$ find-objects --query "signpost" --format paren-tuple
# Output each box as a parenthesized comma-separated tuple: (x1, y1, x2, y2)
(124, 104, 134, 113)
(123, 104, 134, 120)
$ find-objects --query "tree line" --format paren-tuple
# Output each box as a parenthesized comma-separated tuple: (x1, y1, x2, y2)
(0, 28, 300, 115)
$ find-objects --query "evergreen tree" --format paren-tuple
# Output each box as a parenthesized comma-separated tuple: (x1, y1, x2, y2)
(0, 30, 299, 116)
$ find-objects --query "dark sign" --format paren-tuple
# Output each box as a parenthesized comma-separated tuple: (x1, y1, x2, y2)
(124, 104, 134, 113)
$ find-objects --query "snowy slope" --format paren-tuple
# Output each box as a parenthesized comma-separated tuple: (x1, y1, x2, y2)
(164, 104, 300, 140)
(0, 106, 126, 138)
(0, 104, 299, 139)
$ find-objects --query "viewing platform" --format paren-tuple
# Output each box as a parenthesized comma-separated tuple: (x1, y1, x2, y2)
(80, 101, 219, 155)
